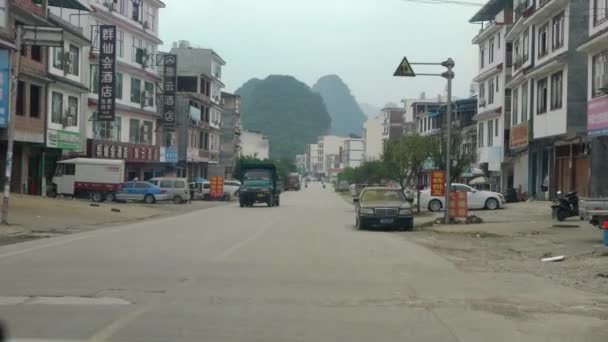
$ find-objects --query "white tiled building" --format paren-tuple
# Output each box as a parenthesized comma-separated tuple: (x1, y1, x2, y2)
(363, 115, 384, 161)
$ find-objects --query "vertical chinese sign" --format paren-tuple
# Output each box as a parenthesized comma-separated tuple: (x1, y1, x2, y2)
(0, 49, 9, 128)
(97, 25, 117, 121)
(163, 54, 177, 130)
(210, 176, 224, 199)
(430, 170, 446, 197)
(449, 191, 468, 218)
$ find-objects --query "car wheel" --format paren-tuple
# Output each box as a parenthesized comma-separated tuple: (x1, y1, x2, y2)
(144, 194, 156, 204)
(275, 197, 280, 207)
(356, 217, 365, 230)
(173, 196, 183, 205)
(91, 192, 104, 203)
(428, 199, 442, 212)
(107, 192, 117, 202)
(485, 198, 499, 210)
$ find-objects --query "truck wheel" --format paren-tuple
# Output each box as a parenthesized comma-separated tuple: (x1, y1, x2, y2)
(107, 192, 117, 202)
(276, 196, 280, 207)
(48, 189, 58, 198)
(91, 192, 104, 203)
(239, 201, 244, 208)
(267, 196, 274, 207)
(144, 194, 156, 204)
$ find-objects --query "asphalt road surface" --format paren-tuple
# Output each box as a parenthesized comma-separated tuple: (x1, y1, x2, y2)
(0, 182, 607, 341)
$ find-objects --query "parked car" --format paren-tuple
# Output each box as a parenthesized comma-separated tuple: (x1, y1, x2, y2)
(419, 183, 506, 212)
(223, 180, 242, 198)
(335, 180, 350, 192)
(149, 177, 191, 204)
(190, 181, 210, 200)
(353, 187, 414, 231)
(115, 181, 170, 204)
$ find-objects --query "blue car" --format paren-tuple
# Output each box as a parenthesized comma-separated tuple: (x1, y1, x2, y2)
(115, 181, 170, 204)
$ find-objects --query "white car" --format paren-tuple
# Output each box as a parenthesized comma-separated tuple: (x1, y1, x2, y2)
(419, 183, 506, 212)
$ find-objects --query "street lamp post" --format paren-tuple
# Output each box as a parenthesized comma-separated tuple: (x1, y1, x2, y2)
(393, 57, 455, 224)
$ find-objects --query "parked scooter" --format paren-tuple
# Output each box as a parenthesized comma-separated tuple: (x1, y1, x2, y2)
(551, 191, 579, 221)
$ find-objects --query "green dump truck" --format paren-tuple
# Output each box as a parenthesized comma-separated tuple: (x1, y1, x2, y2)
(238, 163, 281, 207)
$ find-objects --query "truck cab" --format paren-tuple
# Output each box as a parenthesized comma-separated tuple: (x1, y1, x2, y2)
(238, 163, 280, 207)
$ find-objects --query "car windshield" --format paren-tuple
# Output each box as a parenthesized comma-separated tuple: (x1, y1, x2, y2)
(361, 190, 404, 203)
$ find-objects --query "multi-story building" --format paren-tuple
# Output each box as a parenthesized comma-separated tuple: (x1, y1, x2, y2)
(413, 101, 444, 136)
(343, 138, 364, 168)
(240, 130, 269, 160)
(305, 143, 319, 176)
(316, 135, 346, 176)
(363, 115, 384, 161)
(381, 106, 406, 142)
(470, 4, 513, 191)
(578, 0, 608, 196)
(171, 41, 226, 179)
(295, 154, 306, 174)
(220, 92, 241, 179)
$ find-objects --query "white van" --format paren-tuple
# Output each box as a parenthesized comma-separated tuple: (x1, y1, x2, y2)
(50, 158, 125, 202)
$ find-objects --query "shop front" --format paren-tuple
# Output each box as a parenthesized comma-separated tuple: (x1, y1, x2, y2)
(44, 129, 82, 196)
(88, 139, 164, 181)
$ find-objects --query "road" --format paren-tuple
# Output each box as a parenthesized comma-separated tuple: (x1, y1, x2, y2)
(0, 182, 607, 341)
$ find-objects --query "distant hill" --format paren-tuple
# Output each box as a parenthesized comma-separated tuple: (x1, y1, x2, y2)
(236, 75, 331, 160)
(359, 102, 380, 118)
(312, 75, 366, 136)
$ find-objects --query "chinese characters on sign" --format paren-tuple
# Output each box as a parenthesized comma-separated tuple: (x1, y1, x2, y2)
(97, 25, 117, 121)
(449, 191, 468, 218)
(210, 176, 224, 198)
(430, 170, 446, 197)
(92, 141, 160, 162)
(163, 54, 177, 130)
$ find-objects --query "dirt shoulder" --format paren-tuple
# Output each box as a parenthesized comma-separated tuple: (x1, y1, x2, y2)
(407, 201, 608, 296)
(0, 194, 227, 246)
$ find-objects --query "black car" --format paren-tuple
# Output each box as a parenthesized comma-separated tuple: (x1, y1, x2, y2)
(354, 187, 414, 231)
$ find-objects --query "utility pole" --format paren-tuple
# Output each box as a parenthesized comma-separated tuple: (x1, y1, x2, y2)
(2, 26, 22, 225)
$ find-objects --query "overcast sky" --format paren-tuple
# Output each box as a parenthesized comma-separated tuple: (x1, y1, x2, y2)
(160, 0, 484, 108)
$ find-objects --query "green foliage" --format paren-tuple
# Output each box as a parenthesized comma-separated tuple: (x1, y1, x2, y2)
(236, 75, 332, 160)
(337, 161, 388, 185)
(312, 75, 366, 136)
(429, 127, 479, 183)
(382, 134, 437, 189)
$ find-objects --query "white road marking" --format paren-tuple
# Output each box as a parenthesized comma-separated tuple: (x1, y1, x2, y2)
(86, 306, 149, 342)
(212, 218, 279, 261)
(0, 236, 89, 259)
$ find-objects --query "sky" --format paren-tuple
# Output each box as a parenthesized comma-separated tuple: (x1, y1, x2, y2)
(160, 0, 484, 109)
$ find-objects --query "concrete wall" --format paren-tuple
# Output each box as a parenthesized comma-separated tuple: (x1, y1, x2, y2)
(513, 152, 529, 193)
(363, 116, 384, 161)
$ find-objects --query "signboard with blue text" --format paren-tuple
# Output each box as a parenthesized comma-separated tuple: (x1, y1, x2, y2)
(0, 49, 10, 128)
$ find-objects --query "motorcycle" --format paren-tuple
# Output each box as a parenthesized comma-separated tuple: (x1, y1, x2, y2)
(322, 183, 326, 189)
(551, 191, 579, 221)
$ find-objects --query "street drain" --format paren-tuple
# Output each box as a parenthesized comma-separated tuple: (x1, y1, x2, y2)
(0, 296, 130, 305)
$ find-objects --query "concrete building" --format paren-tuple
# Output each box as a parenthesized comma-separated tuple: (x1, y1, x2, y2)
(305, 143, 320, 176)
(343, 138, 364, 168)
(382, 106, 406, 142)
(170, 41, 226, 179)
(316, 135, 347, 176)
(220, 92, 241, 179)
(241, 130, 269, 160)
(295, 154, 306, 174)
(470, 3, 513, 192)
(413, 101, 444, 136)
(363, 115, 384, 161)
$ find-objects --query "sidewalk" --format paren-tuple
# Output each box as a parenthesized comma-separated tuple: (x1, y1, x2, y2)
(0, 194, 226, 246)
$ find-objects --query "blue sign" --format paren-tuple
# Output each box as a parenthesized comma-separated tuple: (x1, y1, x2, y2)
(161, 146, 178, 163)
(0, 49, 10, 128)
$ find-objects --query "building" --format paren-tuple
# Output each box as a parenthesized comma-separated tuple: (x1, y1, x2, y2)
(363, 115, 384, 161)
(382, 106, 406, 142)
(577, 0, 608, 196)
(241, 130, 269, 160)
(171, 41, 226, 179)
(220, 92, 241, 179)
(295, 154, 306, 174)
(316, 135, 347, 176)
(305, 143, 320, 176)
(470, 3, 513, 192)
(343, 138, 364, 168)
(413, 101, 444, 136)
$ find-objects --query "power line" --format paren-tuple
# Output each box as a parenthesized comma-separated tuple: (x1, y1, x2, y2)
(401, 0, 484, 7)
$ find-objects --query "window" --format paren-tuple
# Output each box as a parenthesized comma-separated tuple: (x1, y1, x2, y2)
(521, 82, 529, 121)
(20, 45, 26, 57)
(537, 78, 548, 114)
(95, 116, 121, 141)
(64, 164, 75, 176)
(592, 50, 608, 97)
(30, 45, 42, 62)
(489, 38, 495, 63)
(496, 75, 499, 92)
(144, 81, 154, 107)
(550, 71, 563, 110)
(67, 96, 78, 126)
(478, 122, 484, 147)
(141, 121, 153, 144)
(495, 119, 499, 136)
(178, 76, 198, 92)
(0, 0, 7, 27)
(513, 39, 520, 68)
(117, 30, 124, 57)
(135, 182, 149, 189)
(53, 47, 63, 69)
(487, 120, 494, 146)
(16, 81, 24, 116)
(497, 32, 501, 49)
(29, 84, 41, 118)
(480, 44, 485, 68)
(488, 79, 495, 104)
(51, 92, 63, 124)
(131, 0, 141, 22)
(160, 180, 172, 188)
(479, 82, 485, 101)
(129, 118, 140, 143)
(132, 37, 143, 63)
(67, 45, 79, 76)
(594, 0, 608, 26)
(131, 77, 141, 104)
(552, 12, 565, 50)
(90, 64, 99, 93)
(203, 132, 209, 150)
(116, 73, 123, 99)
(145, 4, 155, 30)
(523, 28, 530, 62)
(512, 88, 519, 125)
(538, 23, 549, 58)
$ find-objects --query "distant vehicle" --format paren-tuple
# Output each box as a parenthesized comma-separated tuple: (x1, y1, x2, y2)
(115, 181, 170, 204)
(419, 183, 506, 212)
(190, 181, 210, 200)
(149, 177, 191, 204)
(285, 173, 301, 191)
(223, 180, 242, 199)
(353, 187, 414, 231)
(239, 163, 281, 207)
(49, 158, 124, 203)
(336, 180, 350, 192)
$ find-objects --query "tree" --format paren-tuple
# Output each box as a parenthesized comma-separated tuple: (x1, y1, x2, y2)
(382, 134, 436, 190)
(429, 126, 478, 184)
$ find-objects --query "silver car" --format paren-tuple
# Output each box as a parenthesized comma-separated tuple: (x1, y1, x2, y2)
(149, 177, 191, 204)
